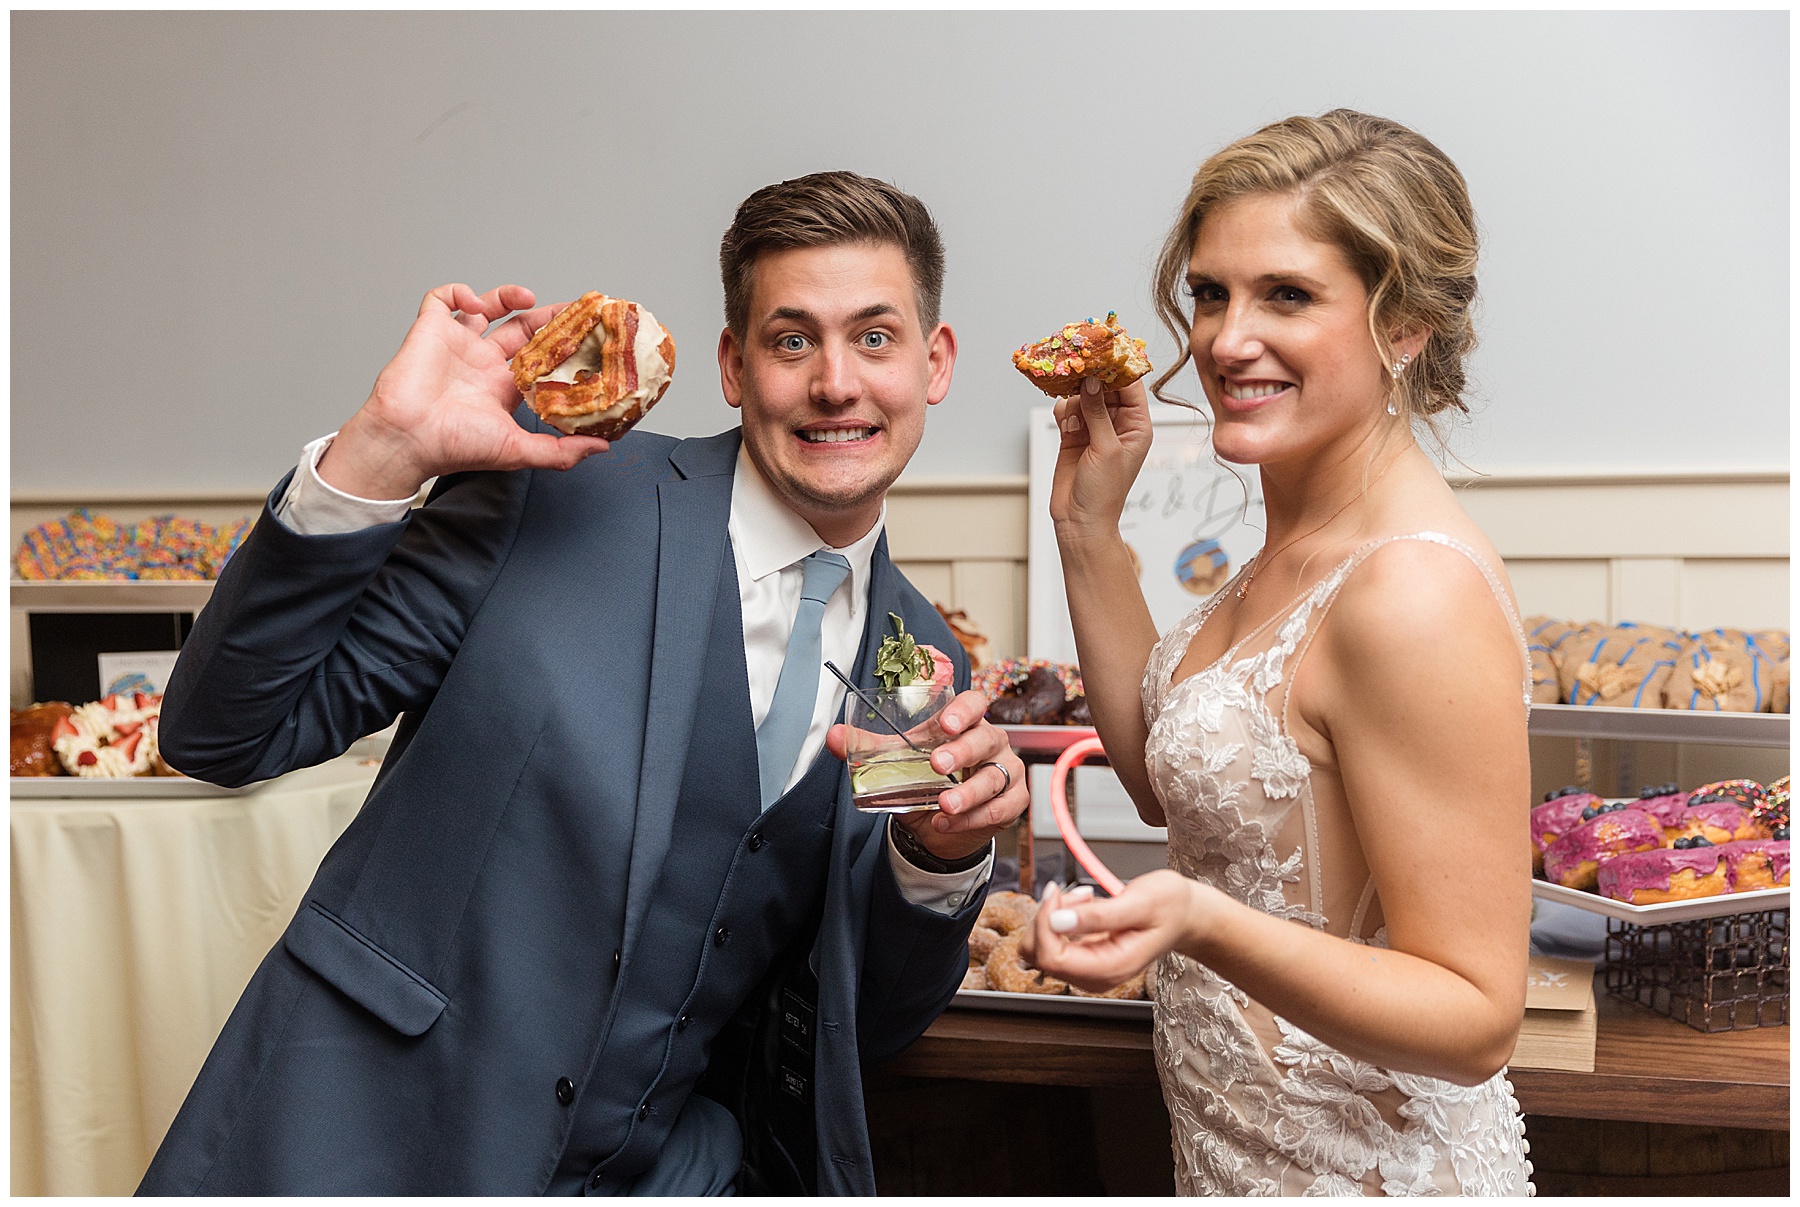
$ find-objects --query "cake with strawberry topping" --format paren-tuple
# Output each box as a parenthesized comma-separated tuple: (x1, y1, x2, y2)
(50, 691, 177, 778)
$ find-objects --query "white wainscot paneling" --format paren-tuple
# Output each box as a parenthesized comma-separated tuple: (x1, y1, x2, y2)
(1679, 559, 1791, 631)
(1503, 559, 1612, 624)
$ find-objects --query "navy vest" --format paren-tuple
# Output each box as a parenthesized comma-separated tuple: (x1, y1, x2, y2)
(548, 547, 845, 1194)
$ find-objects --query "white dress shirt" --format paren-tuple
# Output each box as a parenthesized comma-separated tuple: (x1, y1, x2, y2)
(274, 434, 992, 914)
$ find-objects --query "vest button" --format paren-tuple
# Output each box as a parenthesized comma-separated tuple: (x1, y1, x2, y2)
(748, 832, 765, 852)
(637, 1103, 651, 1121)
(589, 1171, 603, 1190)
(714, 926, 730, 947)
(677, 1013, 691, 1031)
(555, 1077, 576, 1106)
(612, 948, 620, 970)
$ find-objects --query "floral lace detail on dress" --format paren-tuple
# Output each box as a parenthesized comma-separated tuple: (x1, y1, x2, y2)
(1144, 534, 1535, 1196)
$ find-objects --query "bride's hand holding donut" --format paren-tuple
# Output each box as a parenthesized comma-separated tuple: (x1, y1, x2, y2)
(1018, 871, 1215, 994)
(1049, 376, 1154, 539)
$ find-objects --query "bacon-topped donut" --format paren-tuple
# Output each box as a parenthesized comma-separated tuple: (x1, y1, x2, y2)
(512, 292, 676, 439)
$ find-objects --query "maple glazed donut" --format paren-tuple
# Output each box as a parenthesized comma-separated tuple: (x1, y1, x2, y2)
(512, 292, 675, 438)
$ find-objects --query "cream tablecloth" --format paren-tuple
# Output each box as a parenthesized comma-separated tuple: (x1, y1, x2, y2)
(10, 757, 380, 1195)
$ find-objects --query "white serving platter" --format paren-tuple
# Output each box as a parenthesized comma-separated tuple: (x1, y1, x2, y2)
(951, 987, 1152, 1020)
(10, 775, 256, 799)
(1530, 877, 1789, 925)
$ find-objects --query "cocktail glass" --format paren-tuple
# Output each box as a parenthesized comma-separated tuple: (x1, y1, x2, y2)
(843, 683, 957, 813)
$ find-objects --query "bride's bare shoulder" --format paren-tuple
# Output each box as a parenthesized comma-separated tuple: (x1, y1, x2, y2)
(1317, 532, 1525, 701)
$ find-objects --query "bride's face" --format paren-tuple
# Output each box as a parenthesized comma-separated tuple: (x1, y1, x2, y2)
(1186, 193, 1391, 469)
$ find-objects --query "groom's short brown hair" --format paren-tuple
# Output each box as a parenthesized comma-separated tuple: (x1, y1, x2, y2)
(719, 170, 946, 337)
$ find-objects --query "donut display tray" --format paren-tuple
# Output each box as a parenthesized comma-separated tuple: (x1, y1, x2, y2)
(1531, 877, 1789, 925)
(951, 988, 1152, 1020)
(10, 776, 256, 799)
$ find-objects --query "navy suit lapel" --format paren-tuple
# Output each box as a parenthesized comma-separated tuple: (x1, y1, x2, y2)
(622, 431, 740, 964)
(852, 534, 914, 692)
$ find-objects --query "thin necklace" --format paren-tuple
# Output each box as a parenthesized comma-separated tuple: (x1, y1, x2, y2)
(1236, 453, 1402, 601)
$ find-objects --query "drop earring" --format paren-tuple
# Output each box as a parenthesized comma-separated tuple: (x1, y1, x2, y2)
(1387, 352, 1411, 416)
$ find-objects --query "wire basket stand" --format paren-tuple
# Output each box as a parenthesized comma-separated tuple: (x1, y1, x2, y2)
(1603, 908, 1789, 1032)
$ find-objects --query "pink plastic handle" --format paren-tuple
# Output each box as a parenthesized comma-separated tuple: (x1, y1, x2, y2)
(1049, 736, 1126, 897)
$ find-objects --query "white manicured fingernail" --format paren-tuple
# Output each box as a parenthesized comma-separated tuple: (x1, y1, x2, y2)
(1048, 908, 1078, 933)
(1065, 885, 1095, 903)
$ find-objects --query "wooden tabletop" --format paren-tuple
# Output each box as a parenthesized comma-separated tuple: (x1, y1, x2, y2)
(887, 978, 1788, 1131)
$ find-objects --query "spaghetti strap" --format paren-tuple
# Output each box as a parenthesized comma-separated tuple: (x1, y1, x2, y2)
(1279, 532, 1533, 737)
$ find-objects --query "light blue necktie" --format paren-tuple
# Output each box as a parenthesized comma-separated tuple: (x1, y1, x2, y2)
(755, 550, 852, 808)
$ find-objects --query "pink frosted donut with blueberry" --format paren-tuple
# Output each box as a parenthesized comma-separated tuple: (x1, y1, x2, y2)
(1542, 807, 1663, 890)
(1529, 793, 1603, 873)
(1597, 839, 1789, 904)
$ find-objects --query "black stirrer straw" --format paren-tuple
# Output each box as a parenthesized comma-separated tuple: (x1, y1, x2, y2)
(823, 661, 959, 784)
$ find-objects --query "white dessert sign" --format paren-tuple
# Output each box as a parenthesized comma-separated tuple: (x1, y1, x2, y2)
(1027, 402, 1267, 664)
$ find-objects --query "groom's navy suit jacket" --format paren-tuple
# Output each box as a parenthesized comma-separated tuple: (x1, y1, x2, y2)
(137, 424, 980, 1195)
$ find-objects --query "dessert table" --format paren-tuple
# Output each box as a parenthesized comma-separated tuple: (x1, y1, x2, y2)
(9, 756, 381, 1195)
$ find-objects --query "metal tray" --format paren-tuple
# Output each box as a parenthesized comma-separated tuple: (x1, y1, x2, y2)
(951, 987, 1151, 1020)
(1531, 877, 1789, 925)
(10, 775, 256, 799)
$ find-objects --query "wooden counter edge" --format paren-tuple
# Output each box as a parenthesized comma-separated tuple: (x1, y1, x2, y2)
(886, 1006, 1789, 1129)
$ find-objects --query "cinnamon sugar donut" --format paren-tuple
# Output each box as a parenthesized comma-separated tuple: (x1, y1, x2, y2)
(985, 931, 1067, 995)
(976, 890, 1038, 936)
(1070, 970, 1148, 1001)
(960, 963, 990, 992)
(967, 924, 1004, 965)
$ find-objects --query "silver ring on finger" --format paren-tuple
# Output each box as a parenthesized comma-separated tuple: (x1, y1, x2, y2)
(973, 760, 1012, 795)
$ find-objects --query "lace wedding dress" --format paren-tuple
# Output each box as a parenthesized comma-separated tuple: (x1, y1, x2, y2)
(1140, 532, 1535, 1196)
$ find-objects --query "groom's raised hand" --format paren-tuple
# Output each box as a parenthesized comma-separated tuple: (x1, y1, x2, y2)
(317, 283, 613, 502)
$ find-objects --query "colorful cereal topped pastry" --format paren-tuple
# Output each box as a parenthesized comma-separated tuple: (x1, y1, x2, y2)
(1529, 791, 1603, 874)
(512, 292, 675, 438)
(1012, 312, 1153, 397)
(1541, 806, 1662, 890)
(1597, 839, 1790, 905)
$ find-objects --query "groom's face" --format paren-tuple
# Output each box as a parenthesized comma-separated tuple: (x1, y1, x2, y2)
(719, 241, 955, 546)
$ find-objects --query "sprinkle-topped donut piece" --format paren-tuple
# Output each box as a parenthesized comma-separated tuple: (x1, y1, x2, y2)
(1012, 312, 1153, 397)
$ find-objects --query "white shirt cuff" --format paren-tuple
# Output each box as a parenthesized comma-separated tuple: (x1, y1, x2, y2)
(273, 433, 418, 535)
(885, 820, 994, 916)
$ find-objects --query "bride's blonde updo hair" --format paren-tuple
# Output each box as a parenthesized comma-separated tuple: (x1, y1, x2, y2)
(1151, 109, 1478, 425)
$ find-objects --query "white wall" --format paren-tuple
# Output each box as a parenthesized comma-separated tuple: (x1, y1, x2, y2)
(12, 10, 1788, 494)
